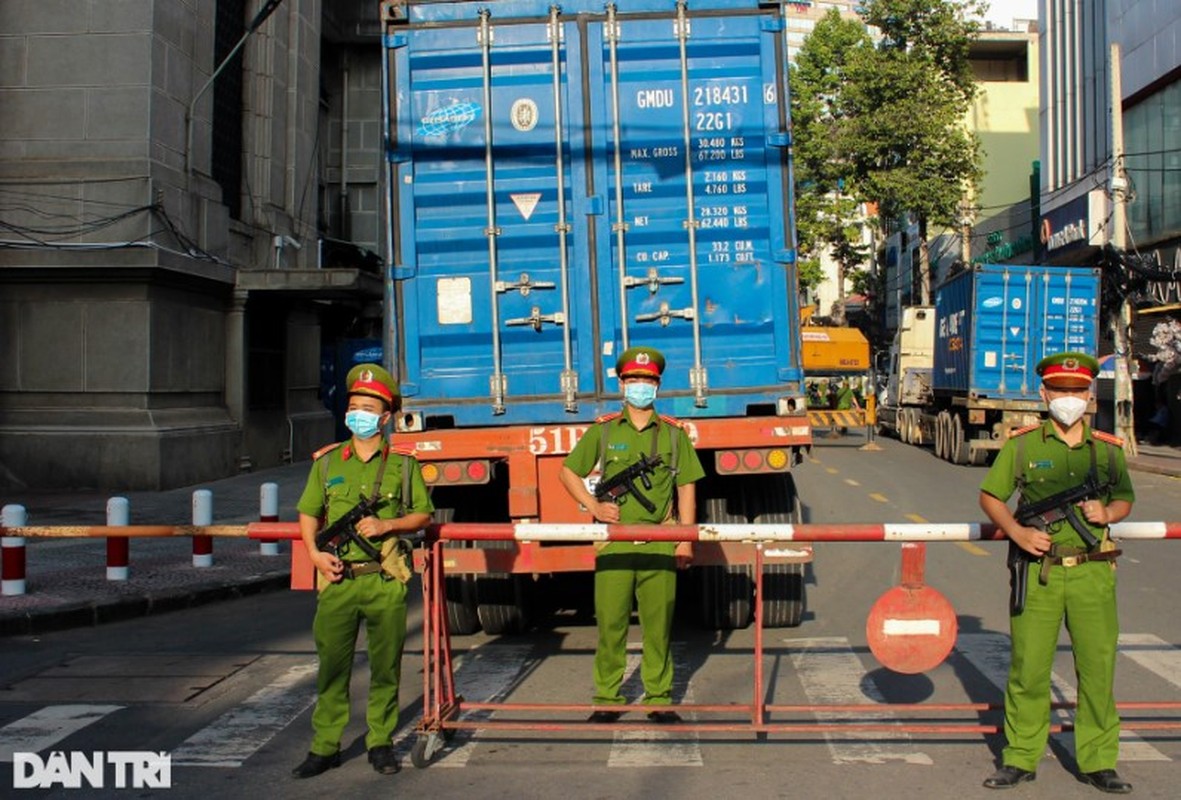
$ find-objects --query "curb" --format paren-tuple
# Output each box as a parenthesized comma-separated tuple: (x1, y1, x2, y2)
(0, 574, 292, 638)
(1127, 461, 1181, 479)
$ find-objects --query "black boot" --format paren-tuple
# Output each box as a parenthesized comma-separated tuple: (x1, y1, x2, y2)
(1081, 770, 1132, 794)
(291, 751, 340, 779)
(367, 745, 400, 775)
(983, 765, 1036, 789)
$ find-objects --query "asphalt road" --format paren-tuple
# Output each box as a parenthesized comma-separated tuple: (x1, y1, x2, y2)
(3, 432, 1179, 799)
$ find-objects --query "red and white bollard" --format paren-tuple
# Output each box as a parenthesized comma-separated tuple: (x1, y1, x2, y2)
(192, 489, 213, 567)
(106, 497, 130, 581)
(2, 504, 27, 596)
(259, 482, 280, 556)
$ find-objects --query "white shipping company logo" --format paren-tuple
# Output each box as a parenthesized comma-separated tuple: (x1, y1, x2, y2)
(13, 751, 171, 789)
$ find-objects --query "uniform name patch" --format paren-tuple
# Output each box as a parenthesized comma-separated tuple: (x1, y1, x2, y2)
(1028, 460, 1053, 470)
(326, 476, 345, 487)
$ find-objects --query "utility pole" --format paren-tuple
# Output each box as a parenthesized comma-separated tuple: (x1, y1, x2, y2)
(1109, 43, 1138, 456)
(959, 194, 973, 265)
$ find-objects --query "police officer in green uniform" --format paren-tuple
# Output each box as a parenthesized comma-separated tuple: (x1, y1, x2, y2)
(292, 363, 434, 779)
(980, 352, 1135, 794)
(559, 346, 705, 724)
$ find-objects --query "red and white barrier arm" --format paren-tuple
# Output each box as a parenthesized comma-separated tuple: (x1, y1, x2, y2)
(424, 521, 1181, 543)
(3, 521, 1178, 544)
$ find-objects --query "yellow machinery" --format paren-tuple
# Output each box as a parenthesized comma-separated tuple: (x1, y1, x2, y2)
(801, 326, 875, 431)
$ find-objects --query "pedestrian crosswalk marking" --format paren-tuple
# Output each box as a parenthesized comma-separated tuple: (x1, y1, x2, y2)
(393, 644, 538, 768)
(607, 643, 703, 767)
(0, 705, 123, 762)
(172, 658, 318, 767)
(1118, 633, 1181, 688)
(955, 632, 1169, 762)
(3, 634, 1176, 769)
(785, 636, 933, 765)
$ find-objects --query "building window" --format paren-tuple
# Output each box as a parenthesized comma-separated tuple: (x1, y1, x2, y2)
(213, 0, 246, 221)
(1125, 79, 1181, 244)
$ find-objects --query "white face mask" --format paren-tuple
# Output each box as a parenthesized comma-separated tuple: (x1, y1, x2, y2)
(1048, 395, 1088, 427)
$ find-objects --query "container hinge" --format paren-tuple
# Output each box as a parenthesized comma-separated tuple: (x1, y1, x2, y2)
(560, 369, 579, 412)
(490, 373, 506, 415)
(768, 131, 791, 148)
(690, 365, 709, 408)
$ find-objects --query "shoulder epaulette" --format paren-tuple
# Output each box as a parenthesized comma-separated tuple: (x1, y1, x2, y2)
(595, 412, 622, 424)
(1093, 430, 1124, 447)
(659, 414, 684, 429)
(1010, 424, 1040, 438)
(311, 441, 344, 461)
(389, 443, 418, 458)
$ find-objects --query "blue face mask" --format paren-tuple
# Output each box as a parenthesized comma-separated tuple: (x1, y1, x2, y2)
(345, 409, 383, 439)
(623, 382, 658, 409)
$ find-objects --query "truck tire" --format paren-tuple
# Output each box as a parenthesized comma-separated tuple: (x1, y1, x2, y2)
(699, 495, 753, 629)
(475, 553, 529, 635)
(698, 563, 753, 630)
(698, 476, 807, 629)
(934, 411, 946, 460)
(433, 508, 481, 635)
(762, 562, 805, 628)
(751, 474, 805, 628)
(951, 415, 969, 465)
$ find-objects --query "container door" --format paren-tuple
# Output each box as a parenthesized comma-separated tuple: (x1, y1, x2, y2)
(587, 5, 801, 410)
(391, 2, 802, 425)
(968, 266, 1100, 400)
(394, 12, 592, 420)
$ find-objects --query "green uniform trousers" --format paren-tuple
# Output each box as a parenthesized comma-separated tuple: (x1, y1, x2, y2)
(310, 572, 408, 755)
(593, 542, 677, 706)
(1003, 558, 1120, 773)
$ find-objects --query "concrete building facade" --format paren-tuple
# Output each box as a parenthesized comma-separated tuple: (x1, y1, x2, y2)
(1037, 0, 1181, 442)
(0, 0, 385, 490)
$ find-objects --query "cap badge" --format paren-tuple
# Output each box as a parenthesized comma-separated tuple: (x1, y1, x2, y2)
(636, 353, 650, 365)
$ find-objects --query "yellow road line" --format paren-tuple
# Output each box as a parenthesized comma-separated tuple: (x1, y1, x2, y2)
(868, 493, 889, 503)
(844, 478, 860, 487)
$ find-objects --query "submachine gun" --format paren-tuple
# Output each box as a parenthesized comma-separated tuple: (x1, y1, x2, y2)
(315, 494, 386, 562)
(1006, 477, 1107, 615)
(593, 454, 663, 514)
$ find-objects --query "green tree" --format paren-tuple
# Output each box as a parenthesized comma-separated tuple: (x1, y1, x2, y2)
(841, 0, 984, 303)
(791, 10, 874, 318)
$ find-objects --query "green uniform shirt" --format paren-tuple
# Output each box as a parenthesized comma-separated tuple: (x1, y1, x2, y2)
(298, 442, 435, 561)
(981, 421, 1134, 546)
(564, 413, 705, 524)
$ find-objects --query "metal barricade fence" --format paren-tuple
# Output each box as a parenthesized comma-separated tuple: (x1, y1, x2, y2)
(3, 516, 1180, 768)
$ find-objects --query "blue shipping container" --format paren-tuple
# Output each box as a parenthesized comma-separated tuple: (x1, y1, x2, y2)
(932, 264, 1102, 399)
(384, 0, 804, 427)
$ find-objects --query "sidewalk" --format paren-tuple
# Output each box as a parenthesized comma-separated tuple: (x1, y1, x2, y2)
(1125, 441, 1181, 478)
(3, 446, 1179, 638)
(0, 462, 313, 637)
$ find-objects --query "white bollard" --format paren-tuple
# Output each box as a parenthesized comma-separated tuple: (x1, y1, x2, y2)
(192, 489, 214, 567)
(106, 497, 131, 580)
(2, 504, 28, 596)
(259, 482, 280, 556)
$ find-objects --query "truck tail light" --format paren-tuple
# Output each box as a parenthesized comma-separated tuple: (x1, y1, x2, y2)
(420, 460, 492, 485)
(714, 449, 791, 474)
